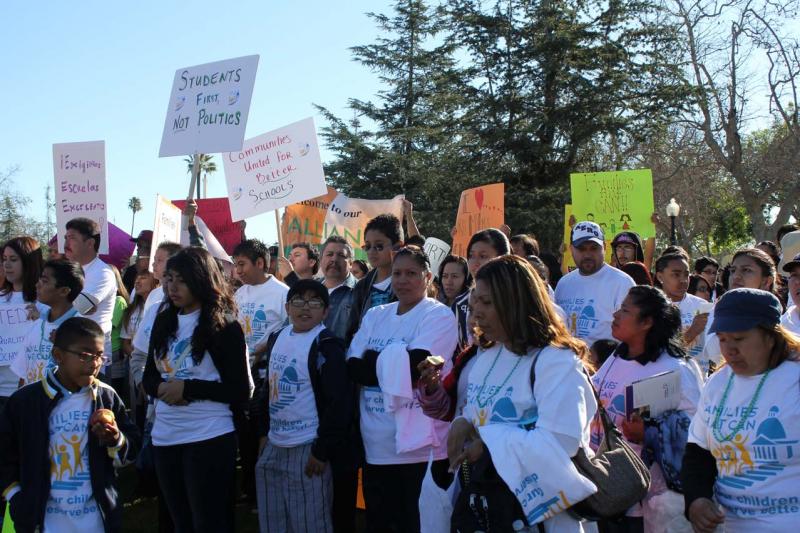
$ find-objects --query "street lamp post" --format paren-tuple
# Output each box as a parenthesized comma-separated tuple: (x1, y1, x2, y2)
(666, 198, 680, 245)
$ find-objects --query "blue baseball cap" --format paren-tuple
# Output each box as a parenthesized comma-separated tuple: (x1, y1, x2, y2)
(708, 288, 782, 334)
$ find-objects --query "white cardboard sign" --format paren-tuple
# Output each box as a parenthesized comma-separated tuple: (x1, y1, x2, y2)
(53, 141, 109, 254)
(149, 195, 182, 271)
(423, 237, 451, 277)
(0, 303, 33, 367)
(222, 117, 327, 221)
(159, 55, 260, 157)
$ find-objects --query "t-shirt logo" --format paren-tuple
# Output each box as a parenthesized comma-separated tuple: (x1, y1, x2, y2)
(713, 405, 798, 489)
(269, 358, 305, 415)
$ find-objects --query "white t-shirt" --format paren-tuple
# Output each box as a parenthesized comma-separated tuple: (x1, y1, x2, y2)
(142, 286, 164, 314)
(234, 277, 289, 355)
(78, 257, 117, 334)
(780, 306, 800, 336)
(150, 309, 235, 446)
(462, 344, 596, 450)
(11, 308, 78, 385)
(0, 292, 36, 396)
(267, 324, 325, 447)
(676, 293, 711, 361)
(119, 305, 144, 341)
(347, 298, 457, 465)
(688, 361, 800, 530)
(700, 306, 723, 375)
(44, 384, 104, 533)
(132, 289, 166, 354)
(555, 264, 635, 345)
(591, 351, 703, 453)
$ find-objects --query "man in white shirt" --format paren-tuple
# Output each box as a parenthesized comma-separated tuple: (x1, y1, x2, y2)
(780, 250, 800, 335)
(555, 220, 635, 345)
(63, 217, 117, 359)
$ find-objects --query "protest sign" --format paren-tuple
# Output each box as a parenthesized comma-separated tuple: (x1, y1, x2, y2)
(451, 183, 505, 257)
(172, 197, 241, 254)
(53, 141, 108, 254)
(0, 303, 33, 367)
(179, 215, 232, 265)
(570, 169, 656, 239)
(149, 195, 182, 271)
(423, 237, 450, 278)
(281, 187, 404, 259)
(159, 55, 259, 157)
(222, 117, 327, 221)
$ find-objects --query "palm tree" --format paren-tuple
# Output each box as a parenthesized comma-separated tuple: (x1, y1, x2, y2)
(184, 154, 217, 199)
(128, 197, 142, 236)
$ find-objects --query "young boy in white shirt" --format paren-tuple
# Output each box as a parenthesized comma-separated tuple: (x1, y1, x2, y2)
(0, 317, 139, 533)
(254, 279, 352, 533)
(11, 259, 84, 386)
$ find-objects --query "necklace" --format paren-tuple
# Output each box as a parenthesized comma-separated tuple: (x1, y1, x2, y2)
(474, 346, 523, 409)
(712, 369, 771, 443)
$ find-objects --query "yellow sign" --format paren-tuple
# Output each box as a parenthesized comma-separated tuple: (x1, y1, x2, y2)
(570, 169, 655, 239)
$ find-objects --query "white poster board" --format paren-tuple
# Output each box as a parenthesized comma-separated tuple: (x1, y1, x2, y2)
(423, 237, 451, 278)
(0, 303, 33, 367)
(53, 141, 109, 254)
(159, 55, 260, 157)
(149, 195, 182, 271)
(624, 370, 681, 419)
(222, 117, 327, 222)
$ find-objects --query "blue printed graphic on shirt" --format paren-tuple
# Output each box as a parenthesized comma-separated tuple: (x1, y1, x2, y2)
(705, 405, 799, 518)
(240, 302, 271, 350)
(368, 286, 392, 311)
(560, 297, 599, 338)
(47, 405, 98, 521)
(157, 336, 195, 379)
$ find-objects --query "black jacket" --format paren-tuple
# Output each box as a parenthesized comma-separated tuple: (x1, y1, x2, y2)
(254, 327, 353, 463)
(346, 268, 396, 344)
(143, 314, 253, 430)
(0, 372, 140, 533)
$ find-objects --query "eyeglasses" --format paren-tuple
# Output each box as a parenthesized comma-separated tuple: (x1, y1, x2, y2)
(59, 347, 108, 365)
(362, 243, 387, 252)
(289, 298, 325, 309)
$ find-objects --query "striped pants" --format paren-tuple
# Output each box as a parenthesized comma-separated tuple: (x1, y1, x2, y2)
(255, 442, 334, 533)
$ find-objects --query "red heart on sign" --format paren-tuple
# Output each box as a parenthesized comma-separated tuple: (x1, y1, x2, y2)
(475, 189, 484, 210)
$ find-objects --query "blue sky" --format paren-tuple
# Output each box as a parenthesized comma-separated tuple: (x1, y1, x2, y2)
(0, 1, 390, 244)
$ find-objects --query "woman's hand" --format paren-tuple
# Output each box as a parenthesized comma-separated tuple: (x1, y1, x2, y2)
(685, 313, 709, 343)
(447, 418, 484, 472)
(688, 498, 724, 532)
(621, 413, 645, 444)
(158, 379, 187, 406)
(417, 359, 443, 393)
(304, 453, 327, 478)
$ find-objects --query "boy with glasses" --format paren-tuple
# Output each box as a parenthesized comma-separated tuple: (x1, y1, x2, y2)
(0, 317, 139, 532)
(254, 279, 352, 533)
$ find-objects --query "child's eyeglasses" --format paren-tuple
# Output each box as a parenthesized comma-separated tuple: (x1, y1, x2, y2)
(288, 298, 325, 310)
(59, 347, 108, 365)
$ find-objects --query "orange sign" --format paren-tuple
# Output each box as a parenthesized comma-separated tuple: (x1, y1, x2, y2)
(451, 183, 505, 257)
(280, 186, 338, 247)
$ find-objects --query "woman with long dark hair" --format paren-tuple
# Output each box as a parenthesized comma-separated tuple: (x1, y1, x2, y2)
(447, 255, 598, 531)
(437, 254, 473, 349)
(591, 285, 703, 532)
(143, 247, 251, 533)
(0, 236, 44, 405)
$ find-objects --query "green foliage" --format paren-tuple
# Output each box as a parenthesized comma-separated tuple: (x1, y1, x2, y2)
(316, 0, 689, 249)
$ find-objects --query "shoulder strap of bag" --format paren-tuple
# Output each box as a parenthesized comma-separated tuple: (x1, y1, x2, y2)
(529, 347, 619, 445)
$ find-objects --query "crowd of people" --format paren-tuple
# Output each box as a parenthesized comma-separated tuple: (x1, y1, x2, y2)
(0, 201, 798, 533)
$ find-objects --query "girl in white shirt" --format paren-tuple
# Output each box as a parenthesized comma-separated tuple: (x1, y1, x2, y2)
(591, 285, 703, 532)
(347, 246, 458, 533)
(1, 236, 44, 401)
(448, 255, 598, 532)
(683, 288, 800, 532)
(143, 247, 251, 533)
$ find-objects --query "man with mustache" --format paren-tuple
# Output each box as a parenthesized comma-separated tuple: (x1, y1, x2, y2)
(319, 236, 357, 341)
(555, 221, 635, 345)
